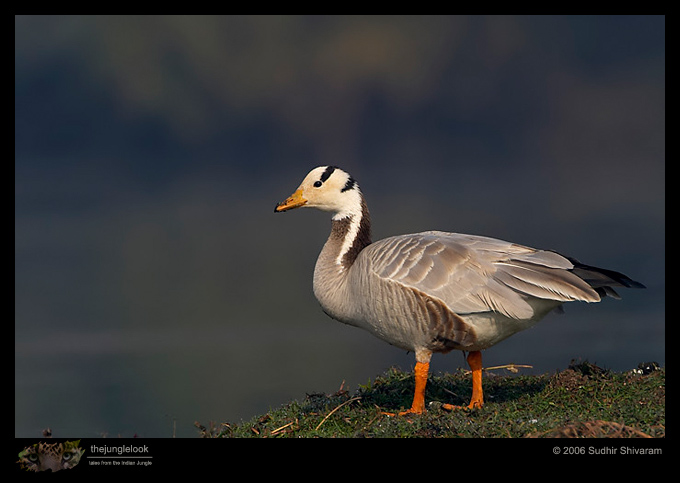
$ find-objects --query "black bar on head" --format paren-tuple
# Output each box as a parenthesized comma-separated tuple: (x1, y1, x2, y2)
(341, 177, 356, 192)
(320, 166, 336, 183)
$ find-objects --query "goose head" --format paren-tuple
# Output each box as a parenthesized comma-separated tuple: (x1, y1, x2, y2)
(275, 166, 362, 220)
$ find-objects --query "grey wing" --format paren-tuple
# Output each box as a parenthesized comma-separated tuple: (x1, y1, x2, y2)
(363, 231, 600, 320)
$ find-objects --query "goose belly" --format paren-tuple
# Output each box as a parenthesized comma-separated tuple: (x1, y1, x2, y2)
(457, 311, 545, 351)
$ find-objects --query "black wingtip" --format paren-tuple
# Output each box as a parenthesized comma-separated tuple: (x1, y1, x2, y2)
(565, 256, 646, 296)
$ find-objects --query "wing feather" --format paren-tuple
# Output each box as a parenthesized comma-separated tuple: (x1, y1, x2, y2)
(361, 231, 600, 320)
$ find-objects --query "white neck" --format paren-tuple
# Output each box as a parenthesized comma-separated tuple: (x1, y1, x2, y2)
(312, 196, 371, 323)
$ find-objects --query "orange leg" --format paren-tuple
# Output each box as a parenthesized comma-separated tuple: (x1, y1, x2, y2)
(382, 361, 429, 416)
(442, 350, 484, 410)
(467, 351, 484, 409)
(405, 361, 429, 414)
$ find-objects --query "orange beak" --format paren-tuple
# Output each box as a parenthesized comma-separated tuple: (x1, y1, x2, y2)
(274, 189, 307, 212)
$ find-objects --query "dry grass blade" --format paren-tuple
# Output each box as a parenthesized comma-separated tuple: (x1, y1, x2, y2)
(315, 397, 361, 431)
(461, 363, 533, 374)
(484, 364, 533, 374)
(270, 421, 295, 435)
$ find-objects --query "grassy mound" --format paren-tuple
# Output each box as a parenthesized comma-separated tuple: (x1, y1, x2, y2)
(196, 361, 664, 438)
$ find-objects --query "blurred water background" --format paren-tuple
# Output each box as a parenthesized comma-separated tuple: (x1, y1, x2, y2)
(15, 15, 664, 437)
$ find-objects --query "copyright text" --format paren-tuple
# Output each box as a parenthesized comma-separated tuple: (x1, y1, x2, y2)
(554, 446, 662, 455)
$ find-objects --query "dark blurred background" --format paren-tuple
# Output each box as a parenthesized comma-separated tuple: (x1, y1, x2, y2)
(15, 15, 664, 437)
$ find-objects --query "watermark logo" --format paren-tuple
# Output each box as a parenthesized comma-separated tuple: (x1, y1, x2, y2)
(17, 440, 84, 472)
(87, 443, 152, 467)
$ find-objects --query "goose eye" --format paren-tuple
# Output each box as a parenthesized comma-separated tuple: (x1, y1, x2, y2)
(313, 181, 323, 188)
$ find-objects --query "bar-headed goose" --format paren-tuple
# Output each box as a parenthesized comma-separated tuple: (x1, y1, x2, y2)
(274, 166, 644, 414)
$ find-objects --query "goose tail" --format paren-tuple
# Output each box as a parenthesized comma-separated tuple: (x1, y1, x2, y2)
(565, 256, 646, 300)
